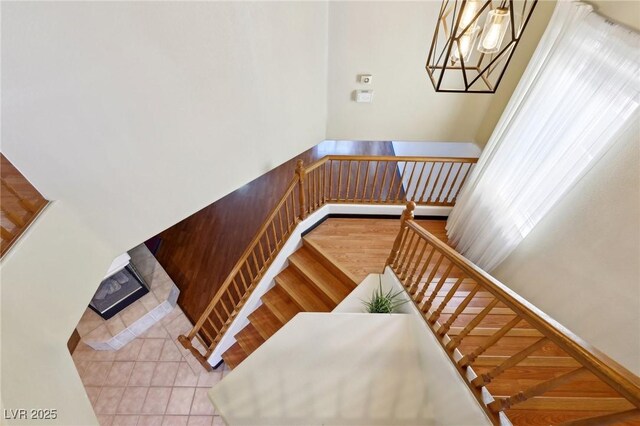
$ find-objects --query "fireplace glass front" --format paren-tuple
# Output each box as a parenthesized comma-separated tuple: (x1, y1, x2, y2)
(89, 263, 149, 320)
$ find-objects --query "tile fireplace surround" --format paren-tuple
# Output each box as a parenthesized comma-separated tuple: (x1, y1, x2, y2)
(77, 245, 180, 351)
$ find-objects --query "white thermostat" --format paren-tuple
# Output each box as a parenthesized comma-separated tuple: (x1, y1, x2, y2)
(355, 90, 374, 103)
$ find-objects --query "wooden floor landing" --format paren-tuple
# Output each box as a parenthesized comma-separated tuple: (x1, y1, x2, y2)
(304, 216, 450, 284)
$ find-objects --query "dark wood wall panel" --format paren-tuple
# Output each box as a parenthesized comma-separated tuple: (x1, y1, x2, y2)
(154, 141, 396, 324)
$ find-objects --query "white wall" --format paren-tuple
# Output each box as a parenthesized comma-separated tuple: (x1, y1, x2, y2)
(491, 1, 640, 376)
(493, 118, 640, 375)
(2, 1, 328, 251)
(0, 203, 114, 425)
(1, 2, 328, 423)
(326, 1, 554, 143)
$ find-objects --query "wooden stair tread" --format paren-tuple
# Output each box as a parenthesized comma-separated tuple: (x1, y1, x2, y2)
(288, 247, 354, 305)
(234, 323, 265, 356)
(474, 355, 581, 368)
(248, 305, 284, 340)
(221, 342, 247, 370)
(504, 396, 636, 412)
(302, 237, 359, 286)
(261, 285, 302, 324)
(275, 268, 333, 312)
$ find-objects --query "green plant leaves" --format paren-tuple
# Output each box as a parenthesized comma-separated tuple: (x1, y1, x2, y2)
(362, 278, 409, 314)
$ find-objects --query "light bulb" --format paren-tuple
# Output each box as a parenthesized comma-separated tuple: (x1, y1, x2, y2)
(451, 29, 479, 63)
(459, 0, 481, 31)
(478, 7, 510, 54)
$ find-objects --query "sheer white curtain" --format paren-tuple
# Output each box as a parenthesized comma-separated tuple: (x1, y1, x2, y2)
(447, 0, 640, 271)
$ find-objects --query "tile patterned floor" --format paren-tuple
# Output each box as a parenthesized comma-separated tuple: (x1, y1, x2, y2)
(72, 305, 227, 426)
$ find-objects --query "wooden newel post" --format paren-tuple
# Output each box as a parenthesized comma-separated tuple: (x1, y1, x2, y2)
(385, 201, 416, 268)
(295, 159, 306, 221)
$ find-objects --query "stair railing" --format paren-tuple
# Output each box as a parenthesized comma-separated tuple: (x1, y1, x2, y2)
(178, 155, 478, 370)
(387, 201, 640, 424)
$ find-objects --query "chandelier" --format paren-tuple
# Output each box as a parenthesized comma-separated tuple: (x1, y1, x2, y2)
(426, 0, 538, 93)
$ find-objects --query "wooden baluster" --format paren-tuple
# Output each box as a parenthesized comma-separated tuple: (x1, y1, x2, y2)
(437, 285, 479, 336)
(421, 263, 454, 313)
(284, 196, 291, 229)
(472, 337, 548, 387)
(277, 208, 285, 241)
(434, 162, 454, 203)
(410, 161, 427, 202)
(323, 160, 328, 204)
(427, 162, 446, 203)
(257, 240, 267, 265)
(452, 163, 473, 203)
(378, 161, 390, 202)
(397, 161, 417, 202)
(238, 266, 249, 291)
(458, 316, 522, 367)
(395, 231, 416, 272)
(416, 253, 444, 302)
(405, 240, 428, 289)
(230, 278, 243, 302)
(314, 168, 319, 209)
(263, 231, 273, 258)
(251, 251, 261, 278)
(213, 308, 226, 329)
(400, 237, 424, 281)
(270, 222, 279, 250)
(201, 319, 218, 342)
(361, 160, 371, 201)
(429, 276, 464, 323)
(408, 246, 436, 295)
(446, 299, 499, 351)
(385, 202, 415, 268)
(418, 162, 438, 203)
(488, 367, 588, 412)
(443, 162, 464, 204)
(370, 161, 380, 202)
(313, 168, 319, 209)
(336, 160, 344, 201)
(393, 160, 411, 202)
(295, 159, 306, 220)
(353, 161, 362, 201)
(345, 160, 353, 201)
(328, 160, 334, 201)
(387, 161, 398, 203)
(218, 298, 232, 317)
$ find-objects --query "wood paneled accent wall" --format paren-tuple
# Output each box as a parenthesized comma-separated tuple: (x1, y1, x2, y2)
(154, 141, 396, 325)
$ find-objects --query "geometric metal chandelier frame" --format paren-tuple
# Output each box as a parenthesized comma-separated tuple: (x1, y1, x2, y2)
(426, 0, 538, 93)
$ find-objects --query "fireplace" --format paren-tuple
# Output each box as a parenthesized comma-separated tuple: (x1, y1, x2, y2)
(89, 255, 149, 320)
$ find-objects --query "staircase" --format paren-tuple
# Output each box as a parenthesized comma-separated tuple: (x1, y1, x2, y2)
(1, 153, 48, 257)
(221, 240, 357, 369)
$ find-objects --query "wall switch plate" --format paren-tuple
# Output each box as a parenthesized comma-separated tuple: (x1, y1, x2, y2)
(359, 74, 372, 84)
(355, 90, 374, 103)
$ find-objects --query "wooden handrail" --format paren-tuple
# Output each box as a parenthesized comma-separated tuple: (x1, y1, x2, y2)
(178, 155, 478, 369)
(387, 202, 640, 423)
(403, 218, 640, 406)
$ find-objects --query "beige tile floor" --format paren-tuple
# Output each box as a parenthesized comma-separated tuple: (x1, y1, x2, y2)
(72, 305, 227, 426)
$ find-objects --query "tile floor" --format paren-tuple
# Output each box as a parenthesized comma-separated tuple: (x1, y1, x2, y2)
(72, 305, 227, 426)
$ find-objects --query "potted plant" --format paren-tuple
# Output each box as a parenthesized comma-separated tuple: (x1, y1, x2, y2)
(362, 277, 409, 314)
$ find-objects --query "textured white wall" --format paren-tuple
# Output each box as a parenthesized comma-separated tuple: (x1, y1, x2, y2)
(1, 2, 328, 423)
(2, 1, 328, 251)
(326, 1, 554, 143)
